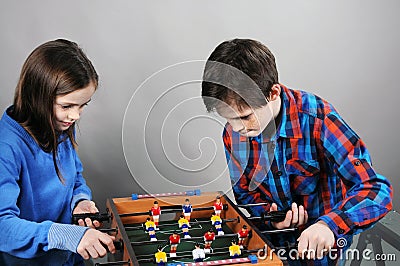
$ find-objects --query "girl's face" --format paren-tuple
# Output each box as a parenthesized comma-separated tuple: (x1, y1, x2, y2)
(53, 83, 96, 131)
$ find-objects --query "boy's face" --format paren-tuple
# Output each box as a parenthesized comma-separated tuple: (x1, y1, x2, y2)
(216, 102, 273, 137)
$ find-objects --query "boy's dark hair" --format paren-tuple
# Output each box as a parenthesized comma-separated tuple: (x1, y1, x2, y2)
(11, 39, 98, 182)
(202, 38, 278, 112)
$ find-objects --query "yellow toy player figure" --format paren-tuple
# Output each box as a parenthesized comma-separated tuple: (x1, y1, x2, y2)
(229, 239, 241, 258)
(151, 200, 161, 230)
(145, 217, 157, 241)
(178, 215, 191, 238)
(213, 196, 223, 216)
(237, 225, 249, 249)
(211, 213, 224, 235)
(155, 245, 167, 266)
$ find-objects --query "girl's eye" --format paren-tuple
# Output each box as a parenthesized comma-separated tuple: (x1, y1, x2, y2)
(61, 105, 72, 109)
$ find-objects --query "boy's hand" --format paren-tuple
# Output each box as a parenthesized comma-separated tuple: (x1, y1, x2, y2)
(297, 221, 335, 259)
(270, 202, 308, 229)
(73, 200, 100, 228)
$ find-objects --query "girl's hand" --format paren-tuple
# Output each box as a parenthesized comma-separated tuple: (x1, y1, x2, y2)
(73, 200, 100, 228)
(77, 228, 115, 259)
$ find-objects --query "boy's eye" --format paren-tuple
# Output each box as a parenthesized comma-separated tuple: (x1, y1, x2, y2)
(240, 114, 252, 120)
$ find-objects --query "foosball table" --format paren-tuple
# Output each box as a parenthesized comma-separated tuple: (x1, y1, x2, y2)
(96, 191, 289, 266)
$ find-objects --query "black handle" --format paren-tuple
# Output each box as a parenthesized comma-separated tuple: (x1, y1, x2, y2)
(72, 212, 110, 225)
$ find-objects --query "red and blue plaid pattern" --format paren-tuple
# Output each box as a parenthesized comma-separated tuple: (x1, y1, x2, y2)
(223, 85, 392, 239)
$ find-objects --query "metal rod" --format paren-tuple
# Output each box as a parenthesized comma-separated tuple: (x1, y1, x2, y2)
(130, 232, 239, 246)
(137, 248, 263, 263)
(119, 204, 228, 218)
(125, 217, 238, 231)
(94, 260, 130, 266)
(260, 228, 297, 234)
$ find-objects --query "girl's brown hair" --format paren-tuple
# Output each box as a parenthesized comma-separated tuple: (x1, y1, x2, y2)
(11, 39, 98, 182)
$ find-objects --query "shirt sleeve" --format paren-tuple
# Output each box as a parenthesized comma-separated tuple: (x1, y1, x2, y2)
(47, 223, 89, 252)
(70, 150, 92, 211)
(317, 112, 392, 237)
(223, 127, 269, 216)
(0, 144, 53, 258)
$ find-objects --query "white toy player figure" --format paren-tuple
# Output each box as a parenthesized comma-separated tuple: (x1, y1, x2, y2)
(192, 243, 206, 262)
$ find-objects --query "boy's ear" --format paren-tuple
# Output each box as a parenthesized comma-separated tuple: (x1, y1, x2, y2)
(268, 84, 281, 101)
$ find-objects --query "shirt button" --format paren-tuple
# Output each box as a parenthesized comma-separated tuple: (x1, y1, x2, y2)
(338, 228, 345, 234)
(276, 171, 283, 176)
(354, 160, 361, 166)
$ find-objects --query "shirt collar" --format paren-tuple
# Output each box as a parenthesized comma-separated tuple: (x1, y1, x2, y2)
(275, 84, 302, 139)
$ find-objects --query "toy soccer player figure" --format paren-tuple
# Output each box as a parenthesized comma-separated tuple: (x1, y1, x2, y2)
(211, 213, 224, 235)
(178, 215, 191, 238)
(145, 217, 157, 241)
(169, 230, 181, 257)
(213, 196, 223, 216)
(182, 198, 193, 224)
(237, 225, 249, 249)
(229, 239, 241, 258)
(151, 200, 161, 230)
(192, 243, 206, 262)
(203, 227, 215, 253)
(155, 245, 167, 266)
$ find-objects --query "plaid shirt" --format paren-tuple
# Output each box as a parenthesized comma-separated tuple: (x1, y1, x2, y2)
(223, 85, 392, 239)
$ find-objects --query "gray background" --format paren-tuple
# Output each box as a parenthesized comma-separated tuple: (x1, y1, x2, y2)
(0, 1, 398, 213)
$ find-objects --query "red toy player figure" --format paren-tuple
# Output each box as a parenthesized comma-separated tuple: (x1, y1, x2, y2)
(237, 225, 249, 249)
(203, 227, 215, 253)
(213, 196, 223, 216)
(169, 230, 181, 257)
(151, 200, 161, 230)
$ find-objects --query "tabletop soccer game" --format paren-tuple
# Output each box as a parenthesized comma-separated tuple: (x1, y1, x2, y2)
(89, 191, 293, 266)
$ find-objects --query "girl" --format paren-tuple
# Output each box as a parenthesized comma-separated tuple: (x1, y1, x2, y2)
(0, 39, 115, 265)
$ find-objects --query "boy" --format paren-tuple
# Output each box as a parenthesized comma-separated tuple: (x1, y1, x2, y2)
(201, 38, 392, 264)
